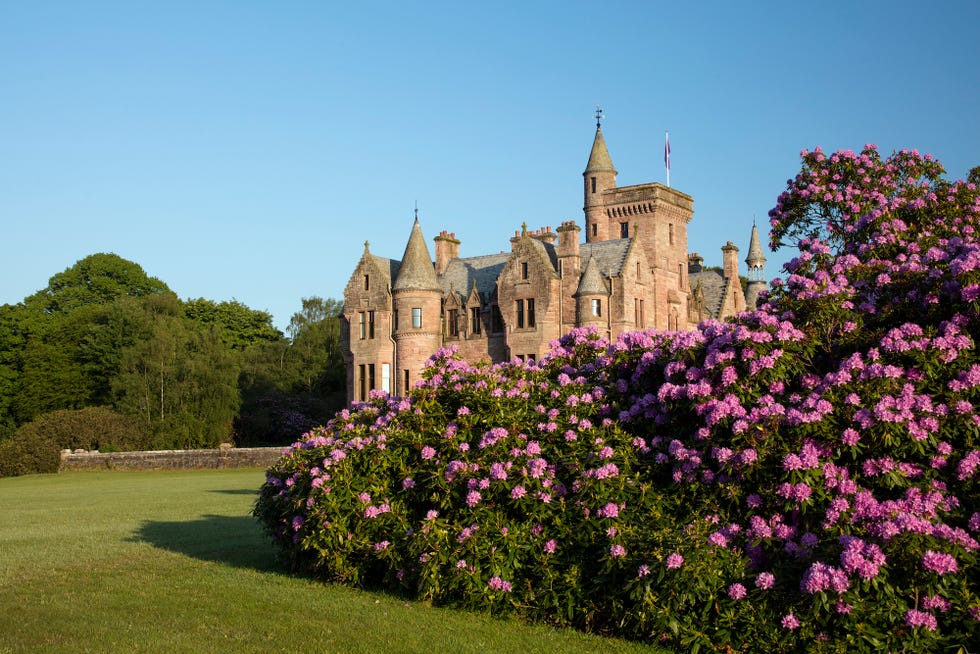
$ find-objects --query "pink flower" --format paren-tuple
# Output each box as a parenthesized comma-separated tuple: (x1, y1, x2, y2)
(543, 539, 557, 554)
(922, 550, 958, 575)
(665, 553, 684, 570)
(781, 614, 800, 630)
(728, 583, 747, 600)
(904, 609, 938, 631)
(756, 572, 775, 589)
(421, 446, 436, 460)
(610, 544, 627, 558)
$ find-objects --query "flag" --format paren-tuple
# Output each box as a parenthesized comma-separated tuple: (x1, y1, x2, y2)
(664, 131, 671, 186)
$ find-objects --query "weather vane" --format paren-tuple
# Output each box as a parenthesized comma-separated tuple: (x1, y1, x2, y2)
(595, 103, 604, 128)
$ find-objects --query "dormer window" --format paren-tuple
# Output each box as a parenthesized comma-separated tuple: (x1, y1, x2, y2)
(521, 262, 529, 280)
(364, 274, 370, 291)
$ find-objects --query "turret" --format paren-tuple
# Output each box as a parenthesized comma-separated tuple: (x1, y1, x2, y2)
(575, 256, 609, 330)
(392, 216, 442, 395)
(744, 223, 768, 309)
(583, 113, 617, 243)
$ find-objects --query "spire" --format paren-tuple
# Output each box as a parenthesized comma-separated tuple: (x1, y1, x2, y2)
(393, 216, 441, 292)
(575, 256, 609, 296)
(745, 222, 767, 283)
(585, 125, 617, 175)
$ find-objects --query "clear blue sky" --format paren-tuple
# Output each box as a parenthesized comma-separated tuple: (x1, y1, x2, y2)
(2, 1, 977, 332)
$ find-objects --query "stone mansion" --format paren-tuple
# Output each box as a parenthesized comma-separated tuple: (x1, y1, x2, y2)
(340, 123, 767, 402)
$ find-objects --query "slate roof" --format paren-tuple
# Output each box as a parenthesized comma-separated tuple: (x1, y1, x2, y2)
(576, 256, 609, 296)
(746, 224, 766, 265)
(392, 219, 441, 292)
(689, 269, 727, 319)
(580, 238, 631, 277)
(369, 254, 401, 289)
(439, 252, 510, 303)
(585, 126, 617, 174)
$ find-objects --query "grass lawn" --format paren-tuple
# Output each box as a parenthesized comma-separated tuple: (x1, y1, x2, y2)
(0, 469, 666, 653)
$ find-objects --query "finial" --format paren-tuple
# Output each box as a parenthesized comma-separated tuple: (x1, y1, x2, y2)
(414, 201, 419, 224)
(521, 221, 528, 236)
(364, 240, 370, 251)
(595, 103, 604, 128)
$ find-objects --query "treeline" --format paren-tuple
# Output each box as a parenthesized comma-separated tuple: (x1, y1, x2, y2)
(0, 253, 346, 475)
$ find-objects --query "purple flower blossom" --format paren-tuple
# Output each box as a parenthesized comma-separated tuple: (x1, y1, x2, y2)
(904, 609, 938, 631)
(421, 446, 436, 460)
(728, 583, 747, 600)
(665, 553, 684, 570)
(755, 572, 775, 589)
(921, 550, 958, 575)
(543, 539, 557, 554)
(488, 576, 513, 593)
(609, 544, 627, 558)
(781, 614, 800, 630)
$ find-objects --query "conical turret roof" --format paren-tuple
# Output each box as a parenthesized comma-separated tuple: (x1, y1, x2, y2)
(575, 256, 609, 296)
(393, 218, 441, 292)
(745, 223, 767, 266)
(584, 126, 617, 174)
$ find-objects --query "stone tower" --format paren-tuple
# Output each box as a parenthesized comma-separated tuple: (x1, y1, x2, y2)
(583, 124, 618, 243)
(744, 223, 767, 310)
(391, 217, 442, 395)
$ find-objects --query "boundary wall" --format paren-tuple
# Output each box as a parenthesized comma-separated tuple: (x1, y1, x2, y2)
(59, 445, 284, 472)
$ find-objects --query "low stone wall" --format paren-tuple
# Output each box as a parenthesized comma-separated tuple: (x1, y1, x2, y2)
(59, 445, 285, 472)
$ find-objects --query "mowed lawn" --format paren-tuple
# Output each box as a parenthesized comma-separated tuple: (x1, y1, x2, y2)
(0, 469, 664, 653)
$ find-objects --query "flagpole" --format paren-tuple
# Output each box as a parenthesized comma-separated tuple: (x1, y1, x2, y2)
(664, 130, 671, 187)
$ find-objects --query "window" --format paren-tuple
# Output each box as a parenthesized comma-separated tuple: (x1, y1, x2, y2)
(412, 307, 422, 328)
(368, 310, 375, 339)
(447, 309, 459, 337)
(591, 176, 596, 193)
(527, 298, 536, 327)
(358, 364, 366, 401)
(470, 306, 481, 334)
(591, 224, 597, 237)
(368, 364, 375, 393)
(491, 305, 503, 333)
(636, 261, 641, 277)
(516, 299, 525, 328)
(382, 363, 391, 394)
(635, 298, 645, 326)
(393, 310, 399, 331)
(358, 312, 366, 339)
(620, 222, 629, 238)
(521, 262, 529, 280)
(669, 223, 675, 245)
(364, 274, 370, 291)
(403, 369, 410, 393)
(678, 263, 684, 288)
(591, 298, 602, 317)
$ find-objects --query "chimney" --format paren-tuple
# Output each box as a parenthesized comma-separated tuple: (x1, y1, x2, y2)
(433, 230, 460, 275)
(721, 242, 739, 280)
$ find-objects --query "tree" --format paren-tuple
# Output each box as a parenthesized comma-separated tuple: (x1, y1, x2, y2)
(23, 253, 170, 315)
(184, 298, 282, 350)
(112, 305, 240, 449)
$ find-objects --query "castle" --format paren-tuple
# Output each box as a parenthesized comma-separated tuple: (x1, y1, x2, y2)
(340, 122, 767, 403)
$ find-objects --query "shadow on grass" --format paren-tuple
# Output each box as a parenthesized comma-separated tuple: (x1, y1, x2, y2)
(132, 514, 282, 573)
(208, 488, 260, 496)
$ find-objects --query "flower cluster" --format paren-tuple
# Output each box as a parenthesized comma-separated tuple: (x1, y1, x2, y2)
(255, 146, 980, 652)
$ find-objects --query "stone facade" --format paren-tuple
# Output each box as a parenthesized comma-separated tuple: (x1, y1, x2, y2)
(58, 446, 283, 472)
(340, 125, 767, 403)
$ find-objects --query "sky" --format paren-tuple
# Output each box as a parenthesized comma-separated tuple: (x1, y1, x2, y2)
(2, 1, 978, 333)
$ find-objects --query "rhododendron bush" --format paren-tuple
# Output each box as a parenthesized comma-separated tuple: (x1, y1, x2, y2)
(254, 146, 979, 652)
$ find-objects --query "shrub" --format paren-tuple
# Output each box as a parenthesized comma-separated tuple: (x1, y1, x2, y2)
(0, 406, 150, 476)
(255, 147, 980, 651)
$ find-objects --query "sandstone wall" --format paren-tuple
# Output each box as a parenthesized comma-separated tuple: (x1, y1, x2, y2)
(59, 446, 284, 472)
